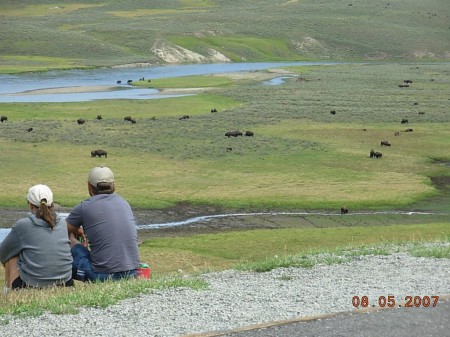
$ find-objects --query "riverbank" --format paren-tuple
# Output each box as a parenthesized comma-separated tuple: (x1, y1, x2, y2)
(1, 203, 449, 244)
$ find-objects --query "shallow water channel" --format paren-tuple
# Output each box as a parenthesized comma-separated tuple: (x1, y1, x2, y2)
(0, 210, 443, 243)
(0, 61, 339, 102)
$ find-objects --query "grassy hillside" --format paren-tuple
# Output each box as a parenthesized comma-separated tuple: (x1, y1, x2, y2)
(1, 0, 450, 73)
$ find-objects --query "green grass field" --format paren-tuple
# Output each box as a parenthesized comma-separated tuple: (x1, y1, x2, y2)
(0, 63, 449, 210)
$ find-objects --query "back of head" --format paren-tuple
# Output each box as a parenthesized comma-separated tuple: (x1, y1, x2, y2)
(27, 184, 53, 207)
(88, 166, 115, 194)
(26, 184, 56, 228)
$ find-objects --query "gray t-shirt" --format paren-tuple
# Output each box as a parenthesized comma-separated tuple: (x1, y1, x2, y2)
(0, 214, 73, 287)
(66, 193, 140, 273)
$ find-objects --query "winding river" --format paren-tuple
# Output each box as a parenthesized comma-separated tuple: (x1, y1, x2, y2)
(0, 61, 340, 102)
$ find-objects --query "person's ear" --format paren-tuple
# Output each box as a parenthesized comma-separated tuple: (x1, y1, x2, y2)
(28, 201, 36, 212)
(87, 183, 94, 196)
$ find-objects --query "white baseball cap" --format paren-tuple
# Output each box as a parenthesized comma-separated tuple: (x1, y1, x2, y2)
(88, 166, 115, 187)
(27, 184, 53, 207)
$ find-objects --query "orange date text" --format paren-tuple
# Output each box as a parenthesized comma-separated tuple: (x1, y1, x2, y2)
(352, 295, 439, 308)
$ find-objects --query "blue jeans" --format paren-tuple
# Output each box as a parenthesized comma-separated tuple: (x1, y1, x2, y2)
(71, 244, 137, 282)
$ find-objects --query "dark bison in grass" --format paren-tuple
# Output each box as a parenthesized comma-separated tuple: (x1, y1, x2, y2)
(401, 118, 408, 124)
(91, 149, 107, 158)
(370, 149, 382, 159)
(1, 116, 8, 122)
(340, 207, 349, 214)
(77, 118, 86, 125)
(124, 116, 136, 123)
(225, 130, 243, 137)
(179, 115, 189, 120)
(380, 140, 391, 146)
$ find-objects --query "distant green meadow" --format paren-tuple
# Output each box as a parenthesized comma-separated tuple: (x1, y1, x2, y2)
(1, 0, 449, 73)
(0, 63, 449, 211)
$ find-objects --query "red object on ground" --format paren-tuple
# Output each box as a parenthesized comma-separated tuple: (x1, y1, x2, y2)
(137, 265, 151, 279)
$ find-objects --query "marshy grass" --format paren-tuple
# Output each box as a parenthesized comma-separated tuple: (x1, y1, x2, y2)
(0, 63, 449, 209)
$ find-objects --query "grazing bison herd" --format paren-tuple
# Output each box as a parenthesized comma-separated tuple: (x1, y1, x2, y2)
(367, 116, 416, 159)
(74, 107, 239, 158)
(361, 78, 424, 161)
(336, 78, 426, 215)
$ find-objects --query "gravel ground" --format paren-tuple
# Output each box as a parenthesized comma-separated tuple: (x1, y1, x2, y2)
(1, 251, 449, 337)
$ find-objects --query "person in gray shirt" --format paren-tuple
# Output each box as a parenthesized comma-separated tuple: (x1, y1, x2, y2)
(0, 184, 73, 290)
(66, 166, 140, 282)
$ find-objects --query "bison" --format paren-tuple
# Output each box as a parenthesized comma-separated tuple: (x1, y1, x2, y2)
(211, 108, 217, 113)
(26, 127, 33, 132)
(394, 131, 400, 136)
(91, 149, 107, 158)
(124, 116, 133, 122)
(244, 131, 254, 137)
(401, 119, 408, 124)
(127, 80, 133, 85)
(77, 118, 86, 125)
(225, 130, 243, 138)
(179, 115, 189, 120)
(404, 128, 413, 132)
(330, 110, 336, 115)
(96, 115, 102, 120)
(370, 149, 382, 159)
(398, 84, 409, 88)
(340, 207, 349, 215)
(1, 116, 8, 122)
(380, 140, 391, 147)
